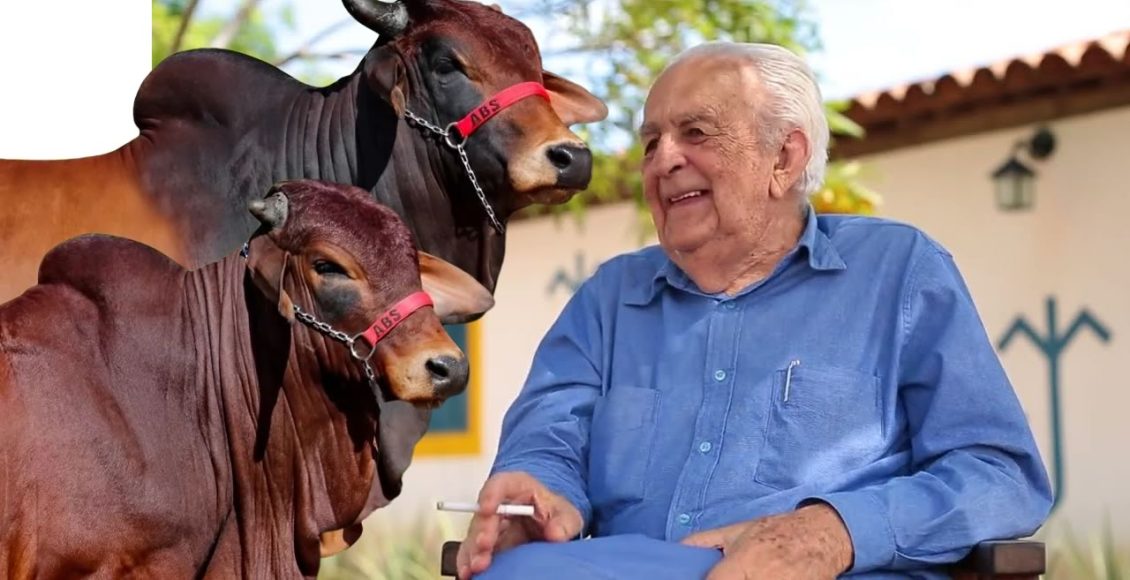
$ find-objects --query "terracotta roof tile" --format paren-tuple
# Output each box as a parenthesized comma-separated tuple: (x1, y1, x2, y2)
(845, 29, 1130, 119)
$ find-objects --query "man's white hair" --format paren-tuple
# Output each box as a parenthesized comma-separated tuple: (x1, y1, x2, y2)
(667, 42, 829, 198)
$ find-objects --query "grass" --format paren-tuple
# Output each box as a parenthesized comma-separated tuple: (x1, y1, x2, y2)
(1046, 517, 1129, 580)
(318, 511, 461, 580)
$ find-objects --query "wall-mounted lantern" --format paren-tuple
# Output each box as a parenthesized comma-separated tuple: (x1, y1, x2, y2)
(991, 126, 1056, 211)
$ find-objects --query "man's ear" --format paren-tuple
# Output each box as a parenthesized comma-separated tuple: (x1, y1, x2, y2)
(770, 129, 810, 199)
(543, 70, 608, 126)
(366, 46, 409, 117)
(418, 251, 494, 324)
(247, 244, 296, 324)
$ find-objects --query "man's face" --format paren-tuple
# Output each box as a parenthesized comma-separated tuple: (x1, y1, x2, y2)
(640, 57, 777, 256)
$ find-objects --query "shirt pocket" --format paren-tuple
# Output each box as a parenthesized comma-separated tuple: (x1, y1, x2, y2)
(754, 364, 883, 491)
(589, 386, 659, 510)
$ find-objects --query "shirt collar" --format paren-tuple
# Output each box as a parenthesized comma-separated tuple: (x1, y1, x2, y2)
(625, 205, 846, 306)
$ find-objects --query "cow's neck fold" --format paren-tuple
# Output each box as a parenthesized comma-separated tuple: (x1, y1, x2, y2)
(277, 75, 368, 187)
(183, 256, 381, 577)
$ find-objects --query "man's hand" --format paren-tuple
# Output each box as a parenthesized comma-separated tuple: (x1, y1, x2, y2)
(456, 471, 583, 579)
(680, 503, 854, 580)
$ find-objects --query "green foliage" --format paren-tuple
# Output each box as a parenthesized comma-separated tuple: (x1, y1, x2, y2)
(318, 512, 460, 580)
(520, 0, 879, 233)
(1047, 517, 1130, 580)
(151, 0, 296, 68)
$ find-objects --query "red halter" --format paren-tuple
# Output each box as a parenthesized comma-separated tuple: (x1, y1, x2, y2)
(448, 81, 550, 145)
(349, 290, 434, 361)
(404, 80, 551, 235)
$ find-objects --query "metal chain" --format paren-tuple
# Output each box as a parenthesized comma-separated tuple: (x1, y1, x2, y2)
(403, 109, 506, 235)
(455, 144, 504, 234)
(403, 110, 446, 137)
(293, 304, 352, 345)
(292, 303, 380, 391)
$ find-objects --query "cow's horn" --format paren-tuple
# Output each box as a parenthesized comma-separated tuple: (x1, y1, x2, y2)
(343, 0, 409, 38)
(249, 191, 289, 229)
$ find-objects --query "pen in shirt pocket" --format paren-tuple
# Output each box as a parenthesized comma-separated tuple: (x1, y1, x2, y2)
(783, 359, 800, 402)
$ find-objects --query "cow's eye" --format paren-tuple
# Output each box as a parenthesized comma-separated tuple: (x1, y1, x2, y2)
(434, 57, 463, 76)
(313, 259, 348, 277)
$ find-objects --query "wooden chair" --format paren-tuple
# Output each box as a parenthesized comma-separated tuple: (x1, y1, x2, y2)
(438, 538, 1045, 579)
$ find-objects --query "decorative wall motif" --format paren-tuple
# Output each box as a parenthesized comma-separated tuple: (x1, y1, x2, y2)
(547, 252, 595, 297)
(997, 296, 1112, 511)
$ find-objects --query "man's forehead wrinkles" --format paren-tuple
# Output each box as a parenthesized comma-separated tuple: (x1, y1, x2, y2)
(641, 105, 724, 135)
(676, 106, 723, 126)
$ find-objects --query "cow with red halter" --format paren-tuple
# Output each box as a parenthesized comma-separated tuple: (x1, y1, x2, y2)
(0, 179, 493, 578)
(0, 0, 608, 303)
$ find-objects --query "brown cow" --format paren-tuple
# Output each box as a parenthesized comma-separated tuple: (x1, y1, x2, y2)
(0, 179, 493, 578)
(0, 0, 608, 303)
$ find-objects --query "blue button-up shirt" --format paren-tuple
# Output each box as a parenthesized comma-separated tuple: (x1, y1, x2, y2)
(491, 209, 1052, 573)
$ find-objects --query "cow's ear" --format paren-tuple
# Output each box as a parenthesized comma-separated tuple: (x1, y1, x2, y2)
(247, 244, 296, 324)
(543, 70, 608, 126)
(366, 47, 409, 117)
(418, 251, 494, 324)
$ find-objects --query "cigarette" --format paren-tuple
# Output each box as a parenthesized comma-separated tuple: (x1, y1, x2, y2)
(436, 501, 535, 516)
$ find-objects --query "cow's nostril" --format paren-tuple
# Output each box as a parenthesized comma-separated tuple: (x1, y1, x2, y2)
(426, 357, 450, 379)
(546, 144, 575, 170)
(549, 144, 593, 189)
(426, 354, 469, 397)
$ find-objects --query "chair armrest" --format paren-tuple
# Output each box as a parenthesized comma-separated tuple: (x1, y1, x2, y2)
(949, 540, 1045, 578)
(441, 540, 461, 577)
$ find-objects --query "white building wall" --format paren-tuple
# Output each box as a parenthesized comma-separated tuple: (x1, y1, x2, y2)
(848, 107, 1130, 542)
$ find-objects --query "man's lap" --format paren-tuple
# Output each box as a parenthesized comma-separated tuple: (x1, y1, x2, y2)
(474, 534, 721, 580)
(473, 534, 949, 579)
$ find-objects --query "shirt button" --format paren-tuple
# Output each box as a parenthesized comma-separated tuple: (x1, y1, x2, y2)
(698, 441, 712, 453)
(677, 513, 691, 525)
(713, 369, 727, 382)
(724, 302, 737, 310)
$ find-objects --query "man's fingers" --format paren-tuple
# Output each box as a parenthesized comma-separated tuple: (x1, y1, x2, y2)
(455, 533, 477, 580)
(457, 510, 504, 577)
(459, 472, 579, 577)
(681, 528, 726, 549)
(477, 473, 542, 520)
(495, 518, 532, 552)
(541, 506, 581, 542)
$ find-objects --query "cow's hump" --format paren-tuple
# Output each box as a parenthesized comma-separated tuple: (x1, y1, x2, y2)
(134, 49, 302, 131)
(37, 235, 183, 306)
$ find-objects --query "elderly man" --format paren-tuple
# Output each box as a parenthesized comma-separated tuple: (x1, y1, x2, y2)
(456, 42, 1052, 579)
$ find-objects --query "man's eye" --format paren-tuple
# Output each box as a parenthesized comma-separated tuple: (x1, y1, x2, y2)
(313, 260, 348, 277)
(643, 140, 657, 155)
(686, 127, 706, 138)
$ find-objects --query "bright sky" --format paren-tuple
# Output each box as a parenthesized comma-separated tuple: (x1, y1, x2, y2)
(2, 0, 1128, 158)
(807, 0, 1130, 100)
(268, 0, 1130, 101)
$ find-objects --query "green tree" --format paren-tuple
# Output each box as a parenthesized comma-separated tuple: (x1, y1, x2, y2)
(151, 0, 347, 85)
(151, 0, 294, 66)
(516, 0, 879, 231)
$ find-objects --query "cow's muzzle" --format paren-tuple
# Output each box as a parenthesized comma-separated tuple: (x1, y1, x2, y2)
(425, 354, 469, 399)
(547, 143, 593, 190)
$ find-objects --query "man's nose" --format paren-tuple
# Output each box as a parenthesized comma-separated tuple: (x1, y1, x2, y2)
(651, 136, 686, 175)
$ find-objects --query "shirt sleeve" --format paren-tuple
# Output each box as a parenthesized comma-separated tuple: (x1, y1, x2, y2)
(804, 243, 1053, 572)
(489, 271, 607, 531)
